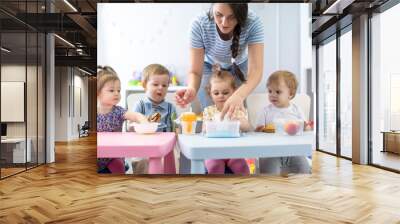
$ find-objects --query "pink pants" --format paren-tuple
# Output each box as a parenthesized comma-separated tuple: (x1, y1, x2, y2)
(205, 159, 250, 174)
(108, 158, 125, 173)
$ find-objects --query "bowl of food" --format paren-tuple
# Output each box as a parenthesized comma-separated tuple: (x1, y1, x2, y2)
(204, 120, 241, 138)
(132, 122, 159, 134)
(272, 119, 303, 136)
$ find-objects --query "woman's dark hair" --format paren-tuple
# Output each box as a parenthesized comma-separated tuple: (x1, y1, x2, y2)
(208, 3, 248, 83)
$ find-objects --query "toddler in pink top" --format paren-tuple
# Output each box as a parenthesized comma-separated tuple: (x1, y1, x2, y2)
(202, 64, 251, 174)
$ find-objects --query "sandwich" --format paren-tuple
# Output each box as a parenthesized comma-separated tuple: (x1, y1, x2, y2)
(148, 112, 161, 123)
(262, 123, 275, 133)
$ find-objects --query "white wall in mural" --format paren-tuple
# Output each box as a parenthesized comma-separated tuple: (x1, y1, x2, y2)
(98, 3, 312, 107)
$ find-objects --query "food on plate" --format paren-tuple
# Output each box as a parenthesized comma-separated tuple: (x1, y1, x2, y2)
(148, 112, 161, 123)
(262, 123, 275, 133)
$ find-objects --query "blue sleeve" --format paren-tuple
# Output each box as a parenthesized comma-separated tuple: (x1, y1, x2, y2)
(190, 17, 205, 49)
(247, 15, 264, 44)
(131, 100, 142, 114)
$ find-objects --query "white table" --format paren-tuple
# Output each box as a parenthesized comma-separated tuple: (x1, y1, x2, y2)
(178, 132, 314, 174)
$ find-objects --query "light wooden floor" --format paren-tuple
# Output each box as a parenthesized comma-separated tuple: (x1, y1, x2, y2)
(0, 167, 25, 177)
(0, 135, 400, 223)
(373, 151, 400, 171)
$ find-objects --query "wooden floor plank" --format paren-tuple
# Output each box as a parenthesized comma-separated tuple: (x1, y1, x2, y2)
(0, 134, 399, 223)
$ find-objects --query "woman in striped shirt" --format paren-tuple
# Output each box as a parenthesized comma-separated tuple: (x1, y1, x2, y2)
(175, 3, 264, 120)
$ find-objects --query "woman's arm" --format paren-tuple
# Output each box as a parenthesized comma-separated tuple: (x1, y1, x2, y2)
(221, 43, 264, 119)
(188, 47, 205, 93)
(175, 48, 205, 107)
(233, 109, 252, 132)
(239, 117, 252, 132)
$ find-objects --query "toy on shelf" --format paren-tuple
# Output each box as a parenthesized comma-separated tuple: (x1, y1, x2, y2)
(171, 75, 179, 86)
(128, 70, 142, 87)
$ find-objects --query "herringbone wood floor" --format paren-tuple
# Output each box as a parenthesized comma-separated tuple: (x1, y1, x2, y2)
(1, 134, 400, 224)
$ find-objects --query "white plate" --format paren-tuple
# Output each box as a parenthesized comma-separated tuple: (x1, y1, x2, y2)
(132, 123, 159, 134)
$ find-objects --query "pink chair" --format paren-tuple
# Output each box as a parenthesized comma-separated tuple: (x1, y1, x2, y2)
(97, 132, 176, 174)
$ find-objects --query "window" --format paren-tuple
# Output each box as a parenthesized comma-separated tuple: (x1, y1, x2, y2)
(317, 36, 337, 155)
(371, 2, 400, 171)
(339, 29, 352, 158)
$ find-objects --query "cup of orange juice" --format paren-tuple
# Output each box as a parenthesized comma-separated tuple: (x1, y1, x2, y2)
(181, 112, 197, 135)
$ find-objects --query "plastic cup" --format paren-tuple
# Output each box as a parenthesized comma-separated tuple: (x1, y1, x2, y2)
(180, 112, 197, 135)
(182, 121, 196, 135)
(273, 119, 304, 136)
(273, 119, 286, 135)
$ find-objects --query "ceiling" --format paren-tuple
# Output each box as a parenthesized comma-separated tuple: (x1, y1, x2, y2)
(311, 0, 391, 44)
(0, 0, 97, 73)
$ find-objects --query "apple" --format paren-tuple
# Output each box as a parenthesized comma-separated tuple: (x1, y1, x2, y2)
(284, 122, 300, 135)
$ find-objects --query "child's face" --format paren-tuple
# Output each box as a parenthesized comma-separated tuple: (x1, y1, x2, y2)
(144, 73, 169, 103)
(267, 79, 293, 108)
(98, 80, 121, 107)
(209, 79, 234, 109)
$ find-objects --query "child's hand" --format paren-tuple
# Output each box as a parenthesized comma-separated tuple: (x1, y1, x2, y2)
(137, 113, 149, 123)
(304, 120, 314, 131)
(236, 115, 249, 127)
(175, 87, 196, 108)
(231, 108, 246, 121)
(125, 111, 148, 124)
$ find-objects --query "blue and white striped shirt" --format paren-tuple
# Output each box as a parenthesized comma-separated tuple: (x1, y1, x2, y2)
(190, 10, 264, 69)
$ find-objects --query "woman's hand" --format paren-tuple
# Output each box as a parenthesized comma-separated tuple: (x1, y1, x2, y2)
(220, 94, 245, 120)
(175, 87, 197, 108)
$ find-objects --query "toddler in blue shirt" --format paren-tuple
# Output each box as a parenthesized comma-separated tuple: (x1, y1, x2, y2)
(128, 64, 177, 174)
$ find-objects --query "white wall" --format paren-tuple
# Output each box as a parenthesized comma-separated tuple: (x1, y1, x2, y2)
(1, 64, 46, 164)
(72, 74, 89, 138)
(1, 65, 41, 137)
(55, 67, 68, 141)
(54, 67, 89, 141)
(98, 3, 312, 107)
